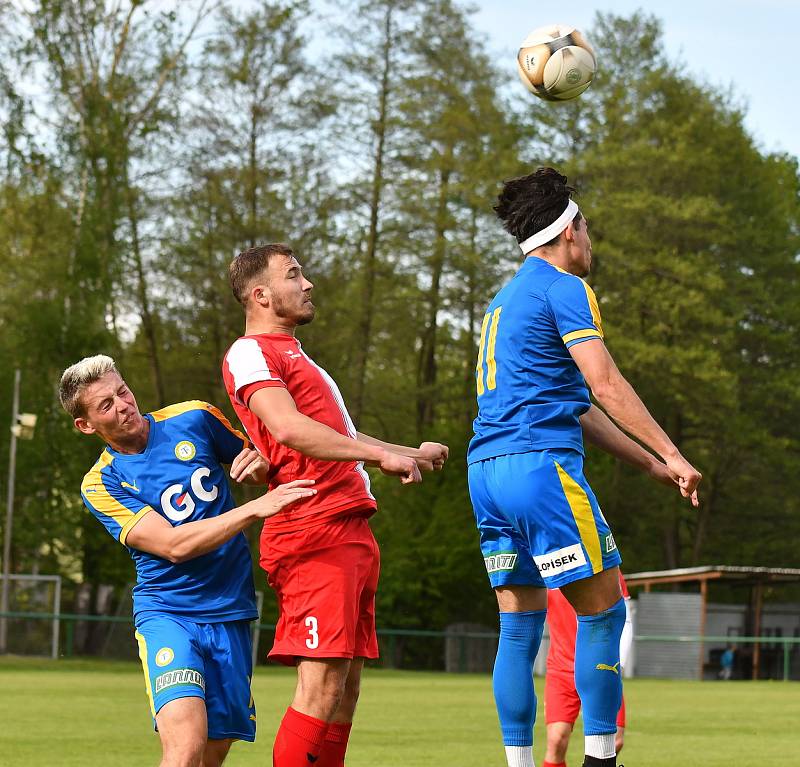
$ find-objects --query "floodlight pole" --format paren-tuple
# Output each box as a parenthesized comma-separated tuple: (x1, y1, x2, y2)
(0, 368, 21, 653)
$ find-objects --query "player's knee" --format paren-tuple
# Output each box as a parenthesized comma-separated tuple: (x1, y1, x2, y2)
(317, 666, 348, 701)
(343, 673, 361, 705)
(334, 673, 360, 719)
(562, 568, 622, 615)
(201, 739, 233, 767)
(298, 680, 343, 718)
(319, 685, 346, 715)
(547, 727, 572, 756)
(547, 727, 571, 758)
(161, 735, 206, 767)
(295, 663, 350, 719)
(157, 699, 208, 767)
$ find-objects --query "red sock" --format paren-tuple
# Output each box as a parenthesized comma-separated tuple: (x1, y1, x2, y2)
(315, 721, 352, 767)
(273, 707, 329, 767)
(542, 761, 567, 767)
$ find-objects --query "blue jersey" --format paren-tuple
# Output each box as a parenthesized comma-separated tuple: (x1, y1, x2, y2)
(81, 401, 258, 622)
(468, 257, 604, 464)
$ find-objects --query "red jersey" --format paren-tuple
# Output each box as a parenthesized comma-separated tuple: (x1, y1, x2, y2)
(546, 571, 630, 673)
(222, 333, 376, 532)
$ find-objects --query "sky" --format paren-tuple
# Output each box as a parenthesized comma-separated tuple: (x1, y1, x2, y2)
(470, 0, 799, 160)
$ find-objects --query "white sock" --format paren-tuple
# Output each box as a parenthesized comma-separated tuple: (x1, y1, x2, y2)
(504, 745, 535, 767)
(585, 733, 616, 759)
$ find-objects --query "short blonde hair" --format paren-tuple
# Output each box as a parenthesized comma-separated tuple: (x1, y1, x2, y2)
(59, 355, 119, 418)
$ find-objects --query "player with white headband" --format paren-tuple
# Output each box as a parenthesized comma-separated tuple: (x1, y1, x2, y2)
(517, 199, 580, 255)
(467, 167, 702, 767)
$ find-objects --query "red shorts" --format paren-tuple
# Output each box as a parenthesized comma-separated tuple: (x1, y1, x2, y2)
(544, 668, 626, 728)
(260, 514, 380, 666)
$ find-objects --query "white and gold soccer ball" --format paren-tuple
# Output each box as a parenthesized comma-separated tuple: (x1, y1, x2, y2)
(517, 24, 596, 101)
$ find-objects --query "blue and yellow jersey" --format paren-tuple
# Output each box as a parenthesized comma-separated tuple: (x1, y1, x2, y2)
(81, 401, 258, 622)
(468, 257, 603, 464)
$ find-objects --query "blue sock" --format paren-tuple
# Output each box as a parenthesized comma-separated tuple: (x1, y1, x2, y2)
(574, 597, 626, 736)
(492, 609, 546, 746)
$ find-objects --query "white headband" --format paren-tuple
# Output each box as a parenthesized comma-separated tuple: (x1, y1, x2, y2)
(518, 200, 579, 254)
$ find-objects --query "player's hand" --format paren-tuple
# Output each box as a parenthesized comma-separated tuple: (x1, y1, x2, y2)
(664, 453, 702, 507)
(379, 450, 422, 484)
(417, 441, 449, 471)
(252, 480, 316, 518)
(230, 448, 269, 485)
(646, 457, 676, 488)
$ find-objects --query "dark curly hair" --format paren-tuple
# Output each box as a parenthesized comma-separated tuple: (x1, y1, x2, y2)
(494, 167, 582, 247)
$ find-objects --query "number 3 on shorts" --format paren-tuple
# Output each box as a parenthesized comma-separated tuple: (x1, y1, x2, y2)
(305, 616, 319, 649)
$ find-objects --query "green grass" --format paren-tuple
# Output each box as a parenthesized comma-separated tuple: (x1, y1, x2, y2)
(2, 656, 798, 766)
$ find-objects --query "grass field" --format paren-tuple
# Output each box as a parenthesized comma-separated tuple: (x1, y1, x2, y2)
(1, 656, 798, 766)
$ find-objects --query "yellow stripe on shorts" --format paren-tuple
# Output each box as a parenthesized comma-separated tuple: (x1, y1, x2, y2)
(554, 461, 603, 574)
(135, 630, 156, 717)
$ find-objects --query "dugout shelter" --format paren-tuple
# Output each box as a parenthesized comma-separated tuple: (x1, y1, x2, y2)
(626, 565, 800, 680)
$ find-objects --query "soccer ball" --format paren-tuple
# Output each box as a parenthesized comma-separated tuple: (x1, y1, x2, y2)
(517, 24, 596, 101)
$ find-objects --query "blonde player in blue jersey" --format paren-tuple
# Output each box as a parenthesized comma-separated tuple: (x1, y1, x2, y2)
(468, 168, 702, 767)
(59, 355, 316, 767)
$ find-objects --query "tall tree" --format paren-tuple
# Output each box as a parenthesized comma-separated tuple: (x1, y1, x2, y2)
(395, 0, 522, 434)
(6, 0, 212, 581)
(327, 0, 422, 425)
(159, 0, 339, 400)
(559, 12, 800, 570)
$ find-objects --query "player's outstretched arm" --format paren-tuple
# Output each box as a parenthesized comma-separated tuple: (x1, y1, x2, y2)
(125, 480, 316, 563)
(580, 404, 672, 486)
(249, 387, 421, 484)
(570, 339, 701, 505)
(356, 432, 449, 472)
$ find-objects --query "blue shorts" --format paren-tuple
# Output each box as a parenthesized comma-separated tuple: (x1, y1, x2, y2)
(134, 614, 256, 742)
(468, 448, 621, 589)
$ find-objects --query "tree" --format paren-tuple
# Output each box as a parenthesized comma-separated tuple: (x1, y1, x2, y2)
(556, 12, 800, 570)
(158, 0, 342, 398)
(3, 0, 212, 582)
(395, 0, 524, 435)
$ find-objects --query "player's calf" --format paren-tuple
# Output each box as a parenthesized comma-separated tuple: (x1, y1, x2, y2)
(574, 598, 626, 767)
(493, 608, 547, 767)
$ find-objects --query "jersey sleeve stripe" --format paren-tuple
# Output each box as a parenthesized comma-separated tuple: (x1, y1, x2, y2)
(581, 281, 604, 338)
(204, 403, 250, 448)
(562, 328, 602, 345)
(150, 400, 207, 422)
(227, 338, 284, 404)
(554, 461, 603, 575)
(119, 507, 154, 546)
(81, 451, 145, 540)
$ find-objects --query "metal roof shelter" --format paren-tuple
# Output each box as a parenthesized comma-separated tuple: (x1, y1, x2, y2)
(625, 566, 800, 679)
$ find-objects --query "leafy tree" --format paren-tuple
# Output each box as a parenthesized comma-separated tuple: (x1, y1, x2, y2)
(553, 13, 800, 571)
(0, 3, 797, 637)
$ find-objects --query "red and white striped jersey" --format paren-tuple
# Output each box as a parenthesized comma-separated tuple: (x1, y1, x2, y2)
(222, 333, 376, 532)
